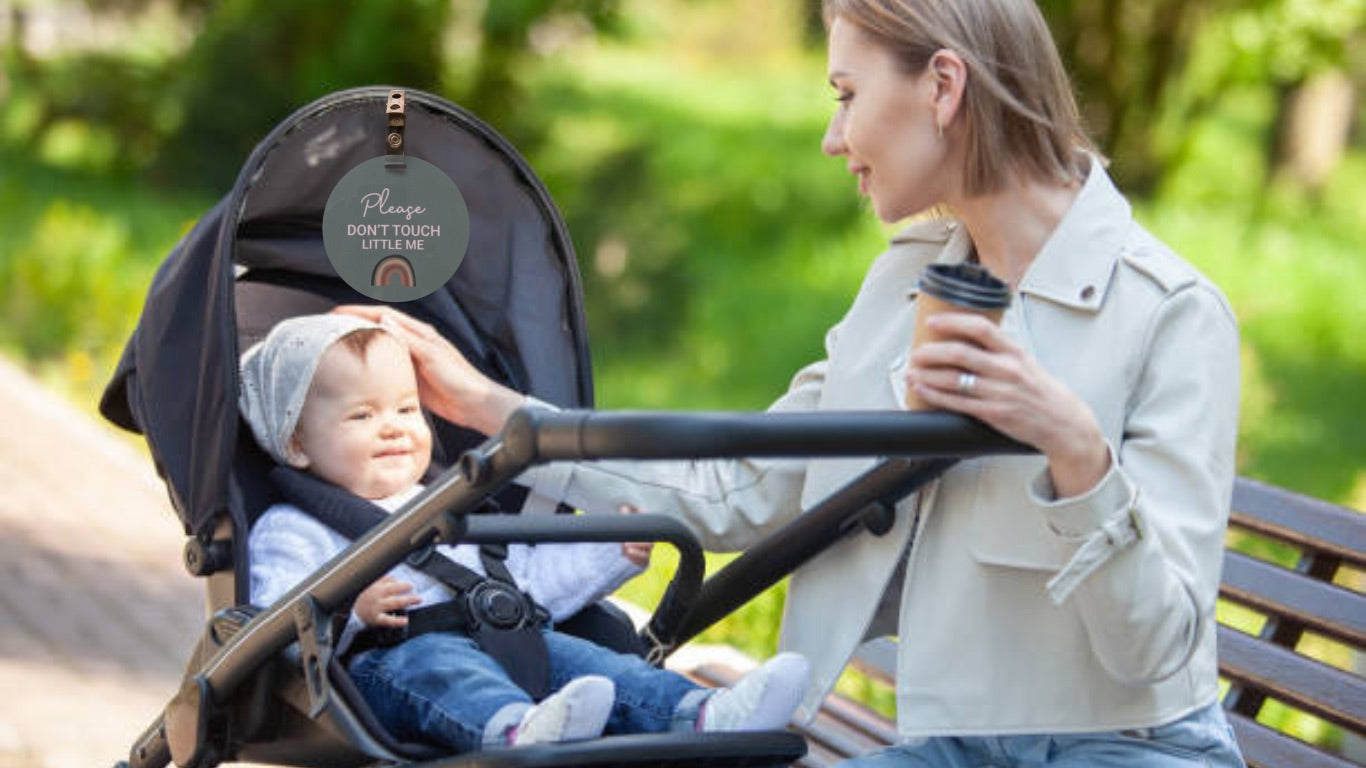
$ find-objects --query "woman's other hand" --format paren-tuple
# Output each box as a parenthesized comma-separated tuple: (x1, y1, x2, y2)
(906, 312, 1110, 497)
(333, 305, 525, 435)
(617, 504, 655, 568)
(354, 576, 422, 628)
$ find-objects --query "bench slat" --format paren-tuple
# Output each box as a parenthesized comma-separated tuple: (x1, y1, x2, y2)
(1218, 625, 1366, 731)
(808, 693, 901, 747)
(1226, 710, 1360, 768)
(1231, 477, 1366, 569)
(686, 476, 1365, 765)
(1219, 549, 1366, 648)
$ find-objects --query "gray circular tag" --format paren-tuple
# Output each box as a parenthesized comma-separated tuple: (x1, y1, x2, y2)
(322, 155, 470, 302)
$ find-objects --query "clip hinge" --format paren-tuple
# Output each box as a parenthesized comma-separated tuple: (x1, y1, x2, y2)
(385, 89, 406, 164)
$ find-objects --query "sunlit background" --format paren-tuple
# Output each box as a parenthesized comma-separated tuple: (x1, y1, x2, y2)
(1, 0, 1362, 758)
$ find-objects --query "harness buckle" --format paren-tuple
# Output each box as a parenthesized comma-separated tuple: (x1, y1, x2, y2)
(468, 581, 537, 631)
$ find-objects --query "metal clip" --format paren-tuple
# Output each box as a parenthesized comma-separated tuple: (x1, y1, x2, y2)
(385, 89, 406, 166)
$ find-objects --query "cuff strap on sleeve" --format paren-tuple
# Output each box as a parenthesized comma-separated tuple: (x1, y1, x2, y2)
(1044, 487, 1143, 606)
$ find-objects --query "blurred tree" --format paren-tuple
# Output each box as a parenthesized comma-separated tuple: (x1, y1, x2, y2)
(799, 0, 825, 46)
(3, 1, 36, 83)
(5, 3, 22, 54)
(1272, 69, 1355, 197)
(1039, 0, 1365, 195)
(1246, 1, 1363, 198)
(457, 0, 623, 148)
(139, 0, 623, 191)
(153, 0, 451, 191)
(0, 1, 181, 174)
(1038, 0, 1235, 194)
(78, 0, 213, 13)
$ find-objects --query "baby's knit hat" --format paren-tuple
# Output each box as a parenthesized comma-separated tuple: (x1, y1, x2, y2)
(239, 313, 386, 465)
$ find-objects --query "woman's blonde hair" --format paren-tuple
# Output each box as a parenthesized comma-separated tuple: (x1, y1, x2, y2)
(824, 0, 1096, 195)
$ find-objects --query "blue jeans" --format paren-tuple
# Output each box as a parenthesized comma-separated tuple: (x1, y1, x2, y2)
(348, 628, 705, 752)
(836, 702, 1245, 767)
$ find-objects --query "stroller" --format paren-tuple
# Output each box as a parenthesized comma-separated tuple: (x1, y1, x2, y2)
(100, 87, 1027, 768)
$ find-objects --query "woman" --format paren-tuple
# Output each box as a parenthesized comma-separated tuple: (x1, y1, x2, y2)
(343, 0, 1244, 763)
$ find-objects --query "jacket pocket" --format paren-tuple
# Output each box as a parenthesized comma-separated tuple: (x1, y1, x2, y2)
(964, 456, 1064, 571)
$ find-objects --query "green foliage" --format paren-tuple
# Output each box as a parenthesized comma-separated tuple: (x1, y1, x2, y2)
(2, 51, 175, 174)
(1037, 0, 1366, 193)
(1209, 0, 1366, 82)
(2, 2, 626, 192)
(467, 0, 625, 145)
(1143, 87, 1366, 503)
(526, 47, 878, 410)
(0, 149, 210, 393)
(154, 0, 452, 190)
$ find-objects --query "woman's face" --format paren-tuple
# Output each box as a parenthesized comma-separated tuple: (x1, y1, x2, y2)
(822, 17, 955, 222)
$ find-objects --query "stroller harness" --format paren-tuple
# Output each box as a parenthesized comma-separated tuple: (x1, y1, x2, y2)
(270, 466, 552, 699)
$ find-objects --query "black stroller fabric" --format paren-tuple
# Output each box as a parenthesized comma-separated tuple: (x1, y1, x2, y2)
(100, 86, 593, 539)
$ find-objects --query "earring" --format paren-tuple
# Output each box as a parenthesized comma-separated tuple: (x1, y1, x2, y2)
(937, 119, 944, 139)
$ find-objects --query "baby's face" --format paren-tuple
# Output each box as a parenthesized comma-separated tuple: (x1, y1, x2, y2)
(290, 334, 432, 499)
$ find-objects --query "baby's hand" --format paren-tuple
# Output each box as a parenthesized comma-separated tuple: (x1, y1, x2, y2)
(354, 576, 421, 627)
(618, 504, 654, 568)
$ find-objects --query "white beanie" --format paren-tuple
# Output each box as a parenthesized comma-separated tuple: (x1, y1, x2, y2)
(238, 313, 387, 465)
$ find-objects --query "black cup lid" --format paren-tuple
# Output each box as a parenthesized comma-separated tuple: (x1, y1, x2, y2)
(919, 263, 1012, 310)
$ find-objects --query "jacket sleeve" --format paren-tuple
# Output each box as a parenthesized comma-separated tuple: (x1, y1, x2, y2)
(1030, 282, 1240, 684)
(508, 542, 642, 621)
(517, 321, 841, 552)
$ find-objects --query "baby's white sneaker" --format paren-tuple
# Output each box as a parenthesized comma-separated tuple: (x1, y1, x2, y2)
(699, 652, 810, 732)
(511, 675, 615, 746)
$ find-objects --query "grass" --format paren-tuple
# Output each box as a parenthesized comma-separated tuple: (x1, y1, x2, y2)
(0, 148, 211, 410)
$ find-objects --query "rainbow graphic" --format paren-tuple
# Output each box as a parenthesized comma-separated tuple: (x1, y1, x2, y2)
(371, 255, 416, 288)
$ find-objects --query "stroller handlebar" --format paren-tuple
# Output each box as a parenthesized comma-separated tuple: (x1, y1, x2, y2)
(490, 407, 1035, 655)
(502, 407, 1032, 464)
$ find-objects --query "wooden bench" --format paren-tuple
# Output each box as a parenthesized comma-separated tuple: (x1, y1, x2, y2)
(690, 476, 1366, 767)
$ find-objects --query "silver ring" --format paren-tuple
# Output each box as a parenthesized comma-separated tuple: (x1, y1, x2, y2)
(957, 371, 978, 396)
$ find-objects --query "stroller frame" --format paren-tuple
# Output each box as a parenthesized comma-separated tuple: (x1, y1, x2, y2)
(129, 408, 1026, 768)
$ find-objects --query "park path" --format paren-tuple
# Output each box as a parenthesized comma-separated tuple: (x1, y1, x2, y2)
(0, 354, 204, 768)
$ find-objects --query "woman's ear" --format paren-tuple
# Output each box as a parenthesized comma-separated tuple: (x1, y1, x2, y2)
(285, 435, 311, 469)
(927, 48, 967, 132)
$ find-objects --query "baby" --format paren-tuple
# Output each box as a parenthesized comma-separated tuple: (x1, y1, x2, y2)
(241, 313, 809, 753)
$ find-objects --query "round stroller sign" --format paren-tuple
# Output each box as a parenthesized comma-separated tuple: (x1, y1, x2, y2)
(322, 155, 470, 302)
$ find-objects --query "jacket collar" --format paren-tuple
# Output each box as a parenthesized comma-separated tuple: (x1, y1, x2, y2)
(916, 156, 1131, 313)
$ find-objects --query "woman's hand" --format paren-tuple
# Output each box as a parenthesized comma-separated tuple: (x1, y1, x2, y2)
(333, 305, 525, 435)
(618, 504, 654, 568)
(906, 312, 1110, 497)
(354, 576, 422, 628)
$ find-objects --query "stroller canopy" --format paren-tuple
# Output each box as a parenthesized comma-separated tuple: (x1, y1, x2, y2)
(101, 86, 593, 537)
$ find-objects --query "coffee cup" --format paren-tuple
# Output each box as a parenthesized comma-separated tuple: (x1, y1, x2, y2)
(904, 262, 1012, 409)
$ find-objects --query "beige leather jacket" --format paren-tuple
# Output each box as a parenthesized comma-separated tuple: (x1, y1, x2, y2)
(526, 159, 1240, 736)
